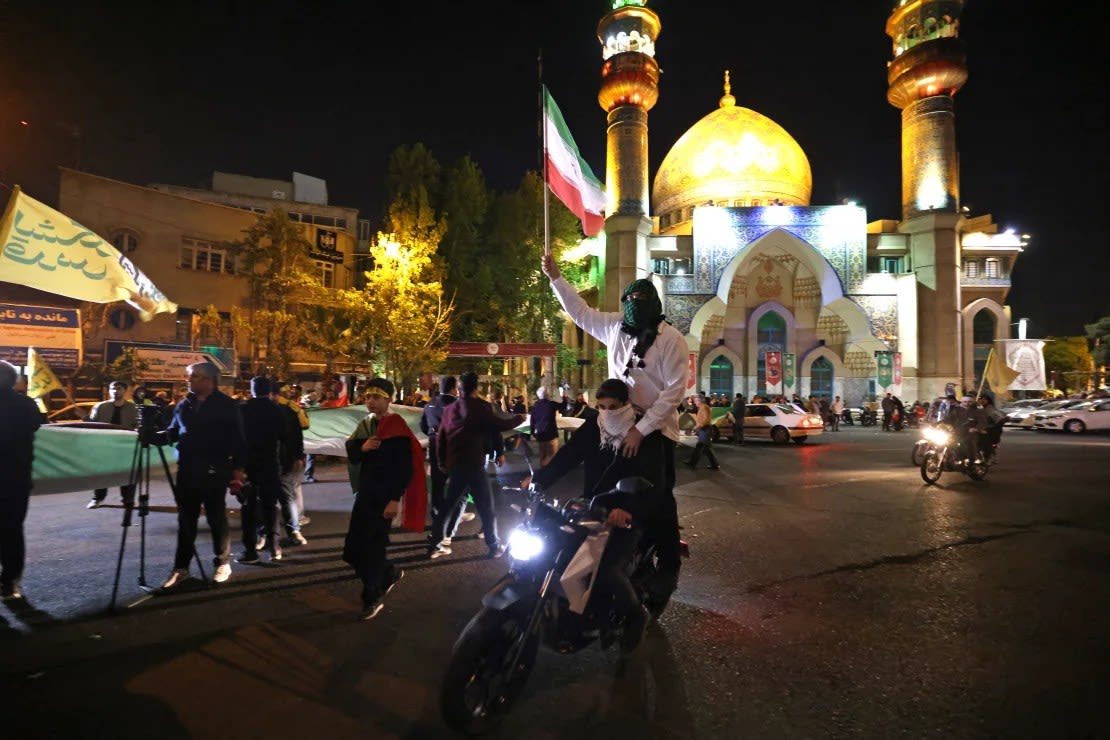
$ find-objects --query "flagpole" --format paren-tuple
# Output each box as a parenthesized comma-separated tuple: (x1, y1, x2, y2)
(976, 348, 992, 399)
(539, 51, 551, 257)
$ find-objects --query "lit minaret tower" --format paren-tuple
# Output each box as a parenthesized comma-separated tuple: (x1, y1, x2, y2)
(597, 0, 661, 310)
(886, 0, 967, 218)
(886, 0, 968, 397)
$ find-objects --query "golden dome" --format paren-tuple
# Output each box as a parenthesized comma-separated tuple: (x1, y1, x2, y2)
(652, 73, 812, 233)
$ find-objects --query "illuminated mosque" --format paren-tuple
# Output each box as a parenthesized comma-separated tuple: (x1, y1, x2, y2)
(574, 0, 1024, 403)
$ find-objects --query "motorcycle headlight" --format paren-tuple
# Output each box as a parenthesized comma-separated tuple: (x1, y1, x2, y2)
(923, 427, 950, 445)
(508, 528, 544, 561)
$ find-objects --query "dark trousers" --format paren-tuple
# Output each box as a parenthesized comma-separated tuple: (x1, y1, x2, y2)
(173, 474, 231, 569)
(345, 492, 396, 606)
(649, 436, 681, 602)
(439, 463, 498, 549)
(0, 489, 30, 587)
(593, 526, 641, 621)
(93, 484, 136, 504)
(241, 469, 281, 555)
(428, 443, 450, 532)
(686, 432, 719, 468)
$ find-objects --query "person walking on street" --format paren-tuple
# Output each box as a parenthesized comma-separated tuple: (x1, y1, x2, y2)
(269, 382, 308, 548)
(881, 393, 895, 432)
(0, 361, 43, 601)
(343, 378, 425, 620)
(830, 396, 844, 431)
(237, 377, 289, 565)
(86, 380, 139, 509)
(161, 362, 247, 589)
(729, 393, 746, 445)
(529, 385, 561, 467)
(432, 372, 524, 559)
(420, 376, 458, 548)
(684, 392, 720, 470)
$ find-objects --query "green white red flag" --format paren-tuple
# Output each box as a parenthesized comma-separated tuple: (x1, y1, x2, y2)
(543, 86, 606, 236)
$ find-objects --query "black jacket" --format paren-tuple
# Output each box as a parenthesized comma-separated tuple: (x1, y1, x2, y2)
(346, 435, 413, 505)
(532, 415, 667, 524)
(276, 402, 304, 473)
(240, 397, 288, 475)
(167, 389, 247, 479)
(0, 390, 43, 489)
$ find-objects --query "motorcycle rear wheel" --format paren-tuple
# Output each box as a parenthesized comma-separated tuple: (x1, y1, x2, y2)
(441, 606, 541, 735)
(921, 451, 943, 485)
(967, 461, 989, 480)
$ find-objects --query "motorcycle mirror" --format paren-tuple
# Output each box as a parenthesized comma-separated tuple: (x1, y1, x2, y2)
(615, 476, 653, 495)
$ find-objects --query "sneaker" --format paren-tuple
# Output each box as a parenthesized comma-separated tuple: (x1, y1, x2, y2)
(620, 605, 650, 655)
(161, 569, 189, 590)
(86, 498, 103, 510)
(429, 544, 452, 559)
(359, 601, 384, 621)
(213, 564, 232, 583)
(236, 552, 261, 565)
(256, 535, 267, 551)
(286, 531, 308, 546)
(442, 537, 452, 547)
(269, 545, 283, 562)
(386, 568, 405, 597)
(299, 516, 311, 527)
(304, 476, 317, 484)
(461, 512, 476, 523)
(1, 580, 22, 601)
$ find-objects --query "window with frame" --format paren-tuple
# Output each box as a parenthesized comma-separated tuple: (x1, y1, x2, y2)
(180, 237, 235, 274)
(709, 356, 733, 398)
(965, 259, 980, 278)
(111, 230, 140, 254)
(315, 260, 335, 288)
(652, 258, 670, 275)
(984, 258, 1001, 278)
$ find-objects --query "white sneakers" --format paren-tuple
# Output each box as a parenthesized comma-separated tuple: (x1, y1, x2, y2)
(161, 569, 189, 589)
(213, 564, 232, 583)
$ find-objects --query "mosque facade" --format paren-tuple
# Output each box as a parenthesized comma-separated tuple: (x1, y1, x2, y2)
(575, 0, 1025, 405)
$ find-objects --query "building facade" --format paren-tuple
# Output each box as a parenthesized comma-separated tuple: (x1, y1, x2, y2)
(576, 0, 1023, 404)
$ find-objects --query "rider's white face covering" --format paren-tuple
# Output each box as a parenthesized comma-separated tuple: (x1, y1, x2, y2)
(598, 404, 637, 450)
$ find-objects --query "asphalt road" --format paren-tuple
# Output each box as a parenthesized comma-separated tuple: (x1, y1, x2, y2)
(2, 425, 1109, 739)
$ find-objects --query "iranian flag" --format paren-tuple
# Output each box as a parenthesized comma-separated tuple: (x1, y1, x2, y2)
(544, 86, 606, 236)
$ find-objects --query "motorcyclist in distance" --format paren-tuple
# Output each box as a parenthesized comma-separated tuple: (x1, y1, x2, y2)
(521, 378, 667, 653)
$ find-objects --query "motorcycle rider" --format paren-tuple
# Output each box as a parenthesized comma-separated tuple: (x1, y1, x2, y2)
(978, 395, 1006, 462)
(524, 379, 665, 653)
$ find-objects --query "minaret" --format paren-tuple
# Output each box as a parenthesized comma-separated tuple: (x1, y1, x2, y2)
(597, 0, 661, 310)
(885, 0, 968, 399)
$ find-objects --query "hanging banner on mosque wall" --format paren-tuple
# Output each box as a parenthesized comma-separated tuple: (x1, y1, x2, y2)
(687, 352, 697, 391)
(876, 351, 894, 389)
(782, 353, 795, 392)
(765, 351, 782, 394)
(893, 352, 903, 386)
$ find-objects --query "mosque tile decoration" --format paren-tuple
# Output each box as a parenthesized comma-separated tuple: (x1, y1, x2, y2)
(853, 294, 900, 352)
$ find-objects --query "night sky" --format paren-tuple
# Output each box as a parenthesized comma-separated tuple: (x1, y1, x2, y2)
(1, 1, 1105, 336)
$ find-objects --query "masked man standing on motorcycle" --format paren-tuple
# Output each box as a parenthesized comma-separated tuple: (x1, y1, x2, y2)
(525, 379, 665, 652)
(542, 254, 687, 610)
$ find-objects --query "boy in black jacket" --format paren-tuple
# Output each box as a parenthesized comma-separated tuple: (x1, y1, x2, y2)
(528, 379, 667, 653)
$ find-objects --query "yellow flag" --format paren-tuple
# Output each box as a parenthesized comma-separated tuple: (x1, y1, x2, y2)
(0, 187, 177, 321)
(984, 349, 1020, 392)
(27, 346, 63, 399)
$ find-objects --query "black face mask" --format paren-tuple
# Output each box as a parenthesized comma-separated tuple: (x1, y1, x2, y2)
(621, 279, 662, 331)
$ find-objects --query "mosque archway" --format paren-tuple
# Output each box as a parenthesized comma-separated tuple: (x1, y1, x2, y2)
(810, 356, 834, 400)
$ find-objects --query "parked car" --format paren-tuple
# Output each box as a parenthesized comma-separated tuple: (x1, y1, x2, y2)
(713, 402, 824, 444)
(1032, 399, 1110, 433)
(998, 398, 1048, 415)
(1017, 398, 1090, 429)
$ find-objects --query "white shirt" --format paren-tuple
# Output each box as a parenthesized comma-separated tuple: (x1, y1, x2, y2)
(551, 277, 687, 442)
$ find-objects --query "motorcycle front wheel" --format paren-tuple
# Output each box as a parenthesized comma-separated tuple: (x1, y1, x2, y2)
(921, 450, 943, 485)
(441, 606, 541, 735)
(911, 441, 927, 467)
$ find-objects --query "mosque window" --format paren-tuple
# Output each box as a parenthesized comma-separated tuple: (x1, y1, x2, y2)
(984, 258, 1001, 278)
(973, 310, 996, 344)
(709, 356, 734, 398)
(965, 260, 980, 278)
(652, 258, 671, 275)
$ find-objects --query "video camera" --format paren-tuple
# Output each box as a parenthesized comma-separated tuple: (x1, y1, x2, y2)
(135, 404, 169, 447)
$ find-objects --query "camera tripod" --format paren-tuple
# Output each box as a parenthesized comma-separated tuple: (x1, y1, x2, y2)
(108, 412, 208, 613)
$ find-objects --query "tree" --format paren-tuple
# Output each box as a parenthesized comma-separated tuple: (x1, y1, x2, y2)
(228, 209, 320, 377)
(1043, 336, 1095, 394)
(439, 156, 492, 342)
(1085, 316, 1110, 388)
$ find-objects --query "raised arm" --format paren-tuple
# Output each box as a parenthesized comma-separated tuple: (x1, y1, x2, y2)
(543, 253, 621, 344)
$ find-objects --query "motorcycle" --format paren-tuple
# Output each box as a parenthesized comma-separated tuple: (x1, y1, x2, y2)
(859, 408, 877, 426)
(440, 477, 688, 734)
(919, 423, 993, 484)
(910, 424, 932, 466)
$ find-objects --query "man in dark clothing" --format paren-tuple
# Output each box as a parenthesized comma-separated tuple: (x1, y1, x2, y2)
(86, 380, 139, 509)
(0, 361, 43, 601)
(343, 377, 424, 620)
(529, 385, 561, 466)
(963, 395, 987, 462)
(881, 393, 895, 431)
(729, 393, 746, 445)
(432, 372, 525, 558)
(270, 382, 307, 546)
(161, 362, 247, 589)
(420, 376, 457, 543)
(237, 377, 288, 565)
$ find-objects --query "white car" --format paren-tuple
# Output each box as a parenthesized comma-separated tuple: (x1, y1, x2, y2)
(732, 402, 825, 444)
(1011, 398, 1088, 428)
(1033, 399, 1110, 433)
(998, 398, 1047, 415)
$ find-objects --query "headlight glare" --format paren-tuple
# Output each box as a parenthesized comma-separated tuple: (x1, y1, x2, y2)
(508, 528, 544, 561)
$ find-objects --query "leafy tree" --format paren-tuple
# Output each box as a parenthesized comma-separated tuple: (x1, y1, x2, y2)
(439, 156, 492, 342)
(297, 300, 355, 375)
(228, 209, 319, 377)
(1043, 336, 1094, 394)
(1085, 316, 1110, 387)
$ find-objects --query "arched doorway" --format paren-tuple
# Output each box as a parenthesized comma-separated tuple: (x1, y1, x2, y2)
(709, 355, 733, 398)
(973, 309, 996, 382)
(756, 311, 786, 396)
(810, 356, 833, 400)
